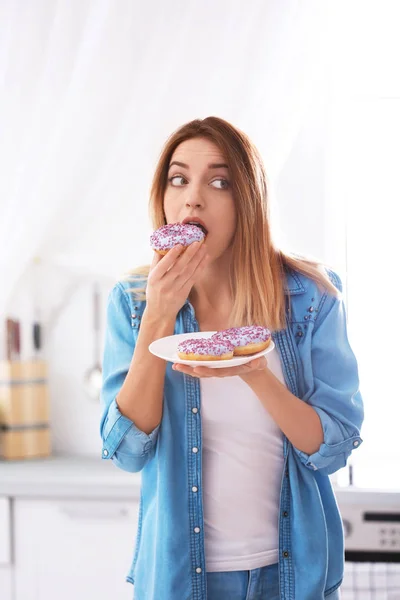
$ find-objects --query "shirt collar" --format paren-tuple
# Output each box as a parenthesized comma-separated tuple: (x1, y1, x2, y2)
(283, 267, 307, 295)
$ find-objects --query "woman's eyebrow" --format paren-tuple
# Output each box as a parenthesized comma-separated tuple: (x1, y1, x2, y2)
(168, 161, 229, 170)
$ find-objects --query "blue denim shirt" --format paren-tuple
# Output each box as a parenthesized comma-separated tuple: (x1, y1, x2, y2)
(100, 267, 364, 600)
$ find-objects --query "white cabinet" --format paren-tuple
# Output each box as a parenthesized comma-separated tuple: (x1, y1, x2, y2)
(0, 497, 12, 565)
(0, 568, 12, 600)
(14, 498, 139, 600)
(0, 496, 12, 600)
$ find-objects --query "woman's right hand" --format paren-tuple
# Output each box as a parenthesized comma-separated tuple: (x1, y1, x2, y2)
(145, 241, 210, 323)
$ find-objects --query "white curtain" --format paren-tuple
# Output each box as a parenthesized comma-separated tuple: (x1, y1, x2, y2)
(0, 0, 327, 319)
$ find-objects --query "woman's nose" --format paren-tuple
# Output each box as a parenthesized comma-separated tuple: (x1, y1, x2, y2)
(185, 192, 204, 209)
(186, 199, 202, 209)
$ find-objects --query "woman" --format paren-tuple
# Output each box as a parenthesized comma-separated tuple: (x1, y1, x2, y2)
(100, 117, 364, 600)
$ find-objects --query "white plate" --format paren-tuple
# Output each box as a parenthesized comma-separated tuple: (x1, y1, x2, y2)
(148, 331, 275, 369)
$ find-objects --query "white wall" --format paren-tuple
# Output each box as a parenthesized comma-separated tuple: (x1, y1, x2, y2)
(48, 279, 112, 456)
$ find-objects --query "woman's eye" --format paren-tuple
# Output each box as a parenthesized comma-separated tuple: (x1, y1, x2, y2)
(210, 179, 229, 190)
(169, 175, 186, 186)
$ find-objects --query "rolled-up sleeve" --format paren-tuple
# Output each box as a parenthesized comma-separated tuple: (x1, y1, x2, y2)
(100, 283, 159, 473)
(293, 271, 364, 476)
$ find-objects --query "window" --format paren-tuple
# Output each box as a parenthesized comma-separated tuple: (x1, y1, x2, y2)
(327, 3, 400, 485)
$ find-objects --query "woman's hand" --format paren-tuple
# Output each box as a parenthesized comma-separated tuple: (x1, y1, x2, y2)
(145, 242, 210, 323)
(172, 356, 268, 384)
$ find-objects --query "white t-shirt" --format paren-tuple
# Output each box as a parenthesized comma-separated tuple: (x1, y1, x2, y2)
(200, 346, 286, 572)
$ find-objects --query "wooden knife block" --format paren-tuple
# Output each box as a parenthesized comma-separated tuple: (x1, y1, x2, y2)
(0, 360, 52, 460)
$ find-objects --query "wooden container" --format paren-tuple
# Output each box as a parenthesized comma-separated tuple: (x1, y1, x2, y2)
(0, 360, 52, 460)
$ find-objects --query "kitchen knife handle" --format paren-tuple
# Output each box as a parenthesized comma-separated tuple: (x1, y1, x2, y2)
(14, 321, 20, 359)
(33, 322, 42, 351)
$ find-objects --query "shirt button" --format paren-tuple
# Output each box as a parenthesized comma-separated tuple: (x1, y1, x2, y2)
(196, 567, 202, 574)
(353, 440, 359, 447)
(192, 407, 198, 414)
(192, 447, 199, 453)
(103, 449, 109, 456)
(192, 486, 198, 493)
(194, 527, 200, 533)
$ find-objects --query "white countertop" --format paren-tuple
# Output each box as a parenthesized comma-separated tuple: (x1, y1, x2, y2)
(0, 454, 141, 499)
(0, 455, 399, 503)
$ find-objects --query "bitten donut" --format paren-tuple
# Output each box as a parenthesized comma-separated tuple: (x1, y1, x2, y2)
(177, 338, 234, 361)
(150, 223, 206, 255)
(211, 326, 271, 356)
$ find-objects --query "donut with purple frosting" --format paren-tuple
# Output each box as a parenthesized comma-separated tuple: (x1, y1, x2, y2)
(150, 223, 206, 255)
(177, 338, 234, 361)
(211, 326, 271, 356)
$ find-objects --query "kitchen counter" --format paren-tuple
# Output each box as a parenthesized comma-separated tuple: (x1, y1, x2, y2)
(0, 454, 141, 499)
(0, 454, 399, 502)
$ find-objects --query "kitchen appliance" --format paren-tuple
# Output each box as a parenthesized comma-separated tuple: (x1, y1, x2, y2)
(336, 487, 400, 599)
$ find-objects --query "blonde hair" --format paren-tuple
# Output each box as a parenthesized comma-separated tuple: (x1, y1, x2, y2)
(122, 116, 339, 331)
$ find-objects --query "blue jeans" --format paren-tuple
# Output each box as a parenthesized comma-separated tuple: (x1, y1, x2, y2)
(206, 563, 280, 600)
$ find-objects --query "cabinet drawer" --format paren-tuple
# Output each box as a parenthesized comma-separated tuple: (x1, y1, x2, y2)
(15, 498, 139, 600)
(0, 497, 11, 565)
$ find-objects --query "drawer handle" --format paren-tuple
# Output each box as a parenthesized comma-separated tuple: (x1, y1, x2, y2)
(60, 506, 129, 520)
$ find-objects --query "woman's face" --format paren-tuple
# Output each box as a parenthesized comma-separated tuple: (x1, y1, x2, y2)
(163, 137, 237, 262)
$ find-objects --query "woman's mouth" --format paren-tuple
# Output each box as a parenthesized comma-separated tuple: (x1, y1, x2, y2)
(183, 221, 208, 236)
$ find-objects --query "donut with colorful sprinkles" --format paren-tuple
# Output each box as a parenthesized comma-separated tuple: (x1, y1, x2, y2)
(211, 326, 271, 356)
(177, 338, 234, 361)
(150, 223, 206, 255)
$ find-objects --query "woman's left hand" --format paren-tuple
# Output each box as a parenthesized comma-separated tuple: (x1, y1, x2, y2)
(172, 356, 268, 383)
